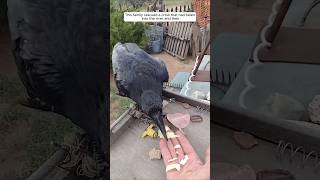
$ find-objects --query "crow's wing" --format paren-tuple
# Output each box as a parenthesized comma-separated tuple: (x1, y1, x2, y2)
(112, 42, 168, 88)
(124, 43, 168, 82)
(7, 0, 108, 152)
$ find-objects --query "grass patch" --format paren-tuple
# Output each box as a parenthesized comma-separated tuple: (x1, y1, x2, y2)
(0, 74, 74, 179)
(110, 79, 133, 122)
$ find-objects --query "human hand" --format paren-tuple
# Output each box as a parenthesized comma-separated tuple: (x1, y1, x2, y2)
(159, 131, 210, 180)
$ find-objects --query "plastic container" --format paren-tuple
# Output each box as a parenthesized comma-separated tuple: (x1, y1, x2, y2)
(145, 25, 164, 53)
(151, 39, 161, 53)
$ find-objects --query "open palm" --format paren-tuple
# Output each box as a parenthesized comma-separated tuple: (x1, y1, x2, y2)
(159, 131, 210, 180)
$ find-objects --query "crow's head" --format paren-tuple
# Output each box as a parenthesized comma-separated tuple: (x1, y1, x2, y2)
(141, 90, 167, 140)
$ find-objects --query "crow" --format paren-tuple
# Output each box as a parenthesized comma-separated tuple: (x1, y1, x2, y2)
(112, 42, 169, 139)
(7, 0, 107, 178)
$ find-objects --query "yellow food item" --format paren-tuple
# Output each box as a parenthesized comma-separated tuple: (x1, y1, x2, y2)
(158, 126, 180, 139)
(142, 124, 158, 138)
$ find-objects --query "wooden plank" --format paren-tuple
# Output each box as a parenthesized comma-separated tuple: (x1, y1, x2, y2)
(175, 23, 182, 39)
(174, 38, 180, 55)
(167, 36, 172, 51)
(170, 23, 175, 37)
(170, 22, 175, 35)
(164, 36, 169, 50)
(171, 38, 178, 55)
(168, 37, 173, 53)
(183, 41, 190, 58)
(192, 23, 200, 53)
(179, 40, 186, 58)
(164, 36, 168, 49)
(185, 23, 190, 41)
(178, 23, 185, 40)
(175, 39, 181, 57)
(169, 37, 174, 53)
(180, 40, 187, 57)
(181, 23, 188, 40)
(168, 22, 173, 35)
(165, 36, 172, 51)
(185, 23, 192, 40)
(173, 38, 180, 55)
(172, 22, 179, 37)
(175, 22, 181, 38)
(179, 22, 187, 40)
(180, 40, 186, 59)
(186, 24, 192, 40)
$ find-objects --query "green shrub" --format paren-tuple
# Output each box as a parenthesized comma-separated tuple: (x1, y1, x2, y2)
(110, 8, 148, 51)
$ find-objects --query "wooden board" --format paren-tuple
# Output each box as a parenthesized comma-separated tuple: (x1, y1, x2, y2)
(164, 22, 194, 59)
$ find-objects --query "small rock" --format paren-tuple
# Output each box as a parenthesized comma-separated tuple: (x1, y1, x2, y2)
(233, 131, 258, 150)
(260, 93, 305, 120)
(149, 148, 162, 160)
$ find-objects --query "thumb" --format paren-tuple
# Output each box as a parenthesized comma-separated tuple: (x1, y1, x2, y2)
(204, 145, 210, 165)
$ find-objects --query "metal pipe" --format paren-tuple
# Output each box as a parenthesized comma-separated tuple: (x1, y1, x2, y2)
(27, 149, 67, 180)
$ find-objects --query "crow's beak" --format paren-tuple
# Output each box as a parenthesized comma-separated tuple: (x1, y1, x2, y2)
(151, 111, 167, 140)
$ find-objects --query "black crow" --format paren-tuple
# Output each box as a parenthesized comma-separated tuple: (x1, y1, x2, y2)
(7, 0, 107, 178)
(112, 42, 169, 139)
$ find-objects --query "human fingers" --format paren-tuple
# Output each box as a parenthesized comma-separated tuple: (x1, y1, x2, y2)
(167, 139, 179, 162)
(160, 139, 173, 166)
(176, 131, 197, 156)
(204, 146, 210, 165)
(170, 136, 185, 162)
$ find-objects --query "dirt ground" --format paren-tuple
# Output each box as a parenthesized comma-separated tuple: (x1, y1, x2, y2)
(152, 52, 195, 81)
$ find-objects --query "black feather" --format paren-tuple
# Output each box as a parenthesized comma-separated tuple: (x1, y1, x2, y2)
(7, 0, 108, 154)
(112, 42, 168, 107)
